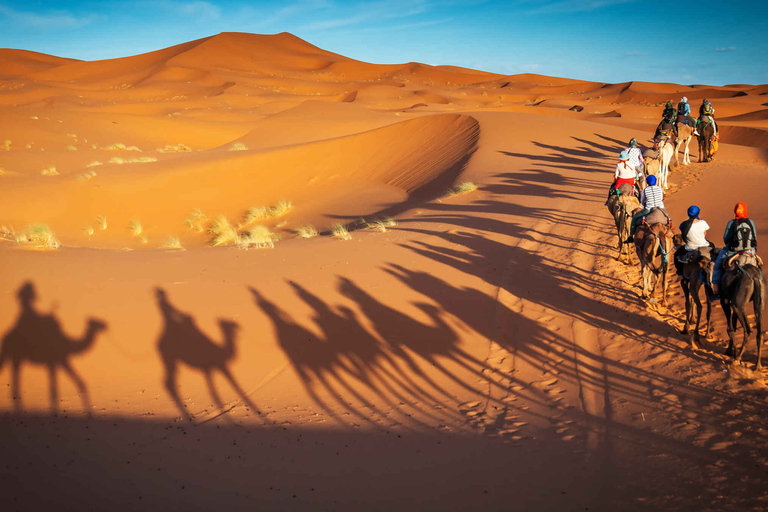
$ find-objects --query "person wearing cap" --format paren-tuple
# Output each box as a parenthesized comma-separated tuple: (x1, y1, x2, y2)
(674, 205, 711, 276)
(677, 97, 698, 135)
(712, 202, 758, 296)
(627, 174, 668, 241)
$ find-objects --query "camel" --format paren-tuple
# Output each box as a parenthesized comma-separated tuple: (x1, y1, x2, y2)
(155, 288, 260, 421)
(644, 137, 674, 190)
(674, 122, 695, 166)
(607, 186, 641, 264)
(697, 116, 716, 162)
(0, 282, 107, 413)
(679, 246, 718, 347)
(634, 222, 673, 305)
(719, 254, 766, 370)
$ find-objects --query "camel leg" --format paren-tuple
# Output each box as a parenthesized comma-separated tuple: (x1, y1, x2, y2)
(11, 359, 21, 413)
(693, 281, 704, 344)
(204, 372, 227, 414)
(62, 360, 91, 415)
(48, 364, 58, 414)
(163, 358, 192, 421)
(661, 266, 669, 307)
(681, 279, 692, 334)
(221, 367, 263, 417)
(734, 306, 752, 363)
(723, 301, 736, 357)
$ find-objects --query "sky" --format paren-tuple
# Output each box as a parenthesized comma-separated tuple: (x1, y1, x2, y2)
(1, 0, 766, 86)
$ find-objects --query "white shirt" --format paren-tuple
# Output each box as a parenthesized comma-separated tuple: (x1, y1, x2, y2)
(615, 161, 636, 180)
(685, 220, 710, 251)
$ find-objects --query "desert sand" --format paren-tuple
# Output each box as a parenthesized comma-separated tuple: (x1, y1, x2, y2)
(1, 32, 768, 510)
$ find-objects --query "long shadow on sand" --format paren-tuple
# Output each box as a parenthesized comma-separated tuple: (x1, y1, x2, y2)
(155, 288, 263, 422)
(0, 281, 107, 414)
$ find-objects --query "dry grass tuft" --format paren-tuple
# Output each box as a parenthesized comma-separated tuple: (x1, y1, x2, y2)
(446, 181, 478, 196)
(238, 225, 280, 249)
(86, 161, 103, 168)
(6, 224, 62, 249)
(76, 171, 97, 181)
(228, 142, 248, 151)
(161, 236, 184, 250)
(108, 156, 157, 164)
(41, 166, 58, 176)
(157, 144, 191, 153)
(242, 200, 293, 226)
(129, 220, 143, 236)
(208, 216, 240, 246)
(2, 140, 10, 151)
(184, 208, 208, 232)
(293, 225, 318, 239)
(96, 216, 108, 230)
(66, 145, 77, 151)
(330, 223, 351, 240)
(82, 226, 94, 236)
(104, 143, 141, 152)
(0, 168, 7, 176)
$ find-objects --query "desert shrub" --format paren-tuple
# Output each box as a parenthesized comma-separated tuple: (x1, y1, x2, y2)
(66, 145, 77, 151)
(446, 181, 477, 196)
(238, 225, 279, 249)
(129, 220, 143, 236)
(229, 142, 248, 151)
(96, 216, 108, 230)
(293, 225, 318, 239)
(157, 144, 191, 153)
(208, 216, 239, 246)
(184, 209, 208, 232)
(161, 236, 184, 250)
(22, 224, 61, 249)
(41, 166, 58, 176)
(86, 161, 103, 168)
(330, 223, 351, 240)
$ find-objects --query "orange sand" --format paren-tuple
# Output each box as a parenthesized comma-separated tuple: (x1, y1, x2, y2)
(1, 32, 768, 510)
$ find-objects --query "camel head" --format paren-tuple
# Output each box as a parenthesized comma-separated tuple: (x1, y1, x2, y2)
(87, 318, 108, 333)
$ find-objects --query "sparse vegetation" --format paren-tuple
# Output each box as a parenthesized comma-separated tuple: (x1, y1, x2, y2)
(238, 225, 279, 249)
(2, 140, 10, 151)
(86, 161, 102, 168)
(104, 143, 141, 151)
(108, 156, 157, 164)
(184, 209, 208, 232)
(161, 236, 184, 250)
(446, 181, 478, 196)
(228, 142, 248, 151)
(242, 200, 293, 226)
(66, 145, 77, 151)
(157, 144, 191, 153)
(41, 166, 58, 176)
(0, 167, 7, 176)
(83, 226, 94, 236)
(129, 220, 143, 236)
(208, 216, 239, 246)
(76, 171, 97, 181)
(366, 216, 397, 233)
(4, 224, 62, 249)
(330, 223, 351, 240)
(293, 225, 318, 239)
(96, 216, 108, 230)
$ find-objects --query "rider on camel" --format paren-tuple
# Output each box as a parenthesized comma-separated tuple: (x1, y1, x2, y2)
(712, 202, 757, 297)
(605, 149, 639, 204)
(674, 205, 711, 277)
(625, 138, 644, 174)
(697, 99, 718, 137)
(626, 174, 669, 243)
(677, 96, 699, 136)
(654, 100, 678, 140)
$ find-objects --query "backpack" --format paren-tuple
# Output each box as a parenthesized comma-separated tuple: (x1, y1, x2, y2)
(728, 219, 756, 252)
(702, 102, 713, 115)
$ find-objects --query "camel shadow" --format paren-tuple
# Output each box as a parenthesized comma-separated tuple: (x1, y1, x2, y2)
(155, 288, 261, 422)
(0, 281, 107, 414)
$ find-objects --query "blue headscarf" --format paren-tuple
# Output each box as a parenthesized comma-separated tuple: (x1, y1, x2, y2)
(646, 175, 657, 186)
(687, 205, 700, 219)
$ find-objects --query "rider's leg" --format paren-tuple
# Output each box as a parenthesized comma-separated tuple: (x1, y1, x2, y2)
(711, 249, 728, 295)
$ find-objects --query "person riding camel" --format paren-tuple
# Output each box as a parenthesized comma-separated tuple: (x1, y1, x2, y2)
(673, 205, 711, 277)
(625, 138, 644, 173)
(626, 174, 669, 242)
(605, 149, 638, 204)
(676, 96, 699, 136)
(655, 100, 678, 140)
(712, 202, 758, 297)
(697, 98, 718, 137)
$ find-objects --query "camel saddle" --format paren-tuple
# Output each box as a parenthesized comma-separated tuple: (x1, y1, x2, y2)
(644, 148, 659, 160)
(644, 208, 668, 227)
(725, 252, 763, 269)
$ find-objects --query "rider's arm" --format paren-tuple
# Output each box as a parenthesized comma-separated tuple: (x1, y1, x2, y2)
(751, 219, 757, 247)
(722, 219, 734, 246)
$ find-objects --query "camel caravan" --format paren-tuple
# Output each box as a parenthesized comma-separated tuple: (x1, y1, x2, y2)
(606, 98, 766, 370)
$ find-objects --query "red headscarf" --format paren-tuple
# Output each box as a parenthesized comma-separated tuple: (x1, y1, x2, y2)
(734, 202, 748, 219)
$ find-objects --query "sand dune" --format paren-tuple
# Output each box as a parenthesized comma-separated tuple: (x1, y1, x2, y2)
(1, 32, 768, 511)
